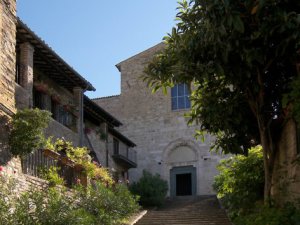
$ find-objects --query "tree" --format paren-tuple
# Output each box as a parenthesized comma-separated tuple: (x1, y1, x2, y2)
(144, 0, 300, 203)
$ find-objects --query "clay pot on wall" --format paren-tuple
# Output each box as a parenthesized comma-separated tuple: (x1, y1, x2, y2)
(60, 156, 75, 167)
(43, 149, 60, 160)
(34, 82, 48, 94)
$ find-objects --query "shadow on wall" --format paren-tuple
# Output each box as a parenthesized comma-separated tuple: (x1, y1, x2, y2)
(0, 115, 13, 165)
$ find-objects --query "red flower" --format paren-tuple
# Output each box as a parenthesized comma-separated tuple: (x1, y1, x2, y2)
(0, 166, 3, 172)
(76, 178, 81, 184)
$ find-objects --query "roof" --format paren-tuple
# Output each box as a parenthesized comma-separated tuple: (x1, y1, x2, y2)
(16, 18, 95, 92)
(108, 127, 136, 147)
(92, 94, 120, 101)
(115, 42, 165, 72)
(83, 95, 122, 127)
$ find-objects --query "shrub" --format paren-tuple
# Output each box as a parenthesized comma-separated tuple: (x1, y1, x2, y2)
(130, 170, 168, 207)
(0, 174, 139, 225)
(213, 145, 264, 218)
(9, 108, 51, 157)
(234, 202, 300, 225)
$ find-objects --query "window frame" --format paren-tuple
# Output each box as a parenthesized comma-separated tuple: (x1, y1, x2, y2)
(171, 83, 191, 111)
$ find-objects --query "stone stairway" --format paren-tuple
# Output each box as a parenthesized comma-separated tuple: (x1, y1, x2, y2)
(135, 196, 232, 225)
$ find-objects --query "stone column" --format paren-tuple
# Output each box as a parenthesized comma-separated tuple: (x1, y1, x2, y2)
(73, 87, 83, 146)
(19, 42, 34, 107)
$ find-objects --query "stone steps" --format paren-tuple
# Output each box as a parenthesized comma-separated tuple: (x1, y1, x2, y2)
(135, 196, 232, 225)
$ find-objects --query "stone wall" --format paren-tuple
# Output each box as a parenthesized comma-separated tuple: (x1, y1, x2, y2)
(0, 0, 16, 116)
(95, 43, 224, 196)
(272, 119, 300, 205)
(0, 0, 19, 186)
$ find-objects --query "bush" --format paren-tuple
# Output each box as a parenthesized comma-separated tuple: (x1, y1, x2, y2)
(234, 202, 300, 225)
(0, 175, 139, 225)
(130, 170, 168, 207)
(213, 145, 264, 218)
(9, 108, 51, 157)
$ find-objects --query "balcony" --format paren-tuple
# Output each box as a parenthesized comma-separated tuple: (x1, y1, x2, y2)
(112, 146, 137, 169)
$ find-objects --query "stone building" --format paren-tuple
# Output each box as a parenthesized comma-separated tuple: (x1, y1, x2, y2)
(94, 43, 224, 197)
(0, 9, 136, 188)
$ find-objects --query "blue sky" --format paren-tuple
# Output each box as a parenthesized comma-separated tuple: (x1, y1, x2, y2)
(17, 1, 179, 98)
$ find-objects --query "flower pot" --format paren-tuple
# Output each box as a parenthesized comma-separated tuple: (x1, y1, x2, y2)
(60, 156, 74, 167)
(51, 95, 61, 104)
(34, 83, 48, 94)
(74, 164, 84, 172)
(43, 149, 60, 160)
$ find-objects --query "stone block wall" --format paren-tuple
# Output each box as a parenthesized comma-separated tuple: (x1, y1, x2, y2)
(0, 0, 16, 115)
(95, 43, 224, 196)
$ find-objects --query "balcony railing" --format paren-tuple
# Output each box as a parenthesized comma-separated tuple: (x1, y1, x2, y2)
(21, 149, 87, 187)
(112, 146, 137, 169)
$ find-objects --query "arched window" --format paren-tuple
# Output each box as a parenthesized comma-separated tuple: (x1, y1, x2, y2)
(171, 83, 191, 110)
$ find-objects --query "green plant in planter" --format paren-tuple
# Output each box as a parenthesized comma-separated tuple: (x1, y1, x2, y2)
(9, 108, 51, 157)
(41, 166, 65, 187)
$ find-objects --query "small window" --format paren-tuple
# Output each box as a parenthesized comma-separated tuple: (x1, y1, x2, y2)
(33, 89, 51, 111)
(113, 138, 119, 155)
(171, 83, 191, 110)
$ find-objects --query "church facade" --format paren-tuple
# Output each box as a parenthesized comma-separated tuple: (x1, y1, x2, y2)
(94, 43, 224, 196)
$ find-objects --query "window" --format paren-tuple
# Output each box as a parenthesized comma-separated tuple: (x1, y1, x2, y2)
(113, 138, 119, 155)
(171, 83, 191, 110)
(33, 89, 74, 129)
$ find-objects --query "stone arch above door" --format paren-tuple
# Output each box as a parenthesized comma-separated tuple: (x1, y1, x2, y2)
(163, 138, 199, 164)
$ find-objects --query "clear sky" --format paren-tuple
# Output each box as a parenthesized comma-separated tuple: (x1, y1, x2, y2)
(17, 1, 179, 98)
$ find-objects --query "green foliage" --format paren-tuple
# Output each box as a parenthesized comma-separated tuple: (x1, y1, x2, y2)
(78, 182, 140, 225)
(234, 202, 300, 225)
(213, 146, 264, 218)
(44, 137, 114, 185)
(0, 175, 139, 225)
(9, 108, 51, 157)
(130, 170, 168, 207)
(41, 166, 65, 187)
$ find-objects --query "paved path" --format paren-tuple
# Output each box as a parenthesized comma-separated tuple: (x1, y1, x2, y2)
(135, 196, 232, 225)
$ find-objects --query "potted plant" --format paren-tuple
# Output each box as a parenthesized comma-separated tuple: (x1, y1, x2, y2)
(74, 163, 85, 172)
(43, 137, 60, 160)
(51, 94, 61, 104)
(43, 149, 60, 160)
(34, 81, 48, 94)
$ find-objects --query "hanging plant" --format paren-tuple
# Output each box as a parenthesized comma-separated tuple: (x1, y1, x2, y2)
(34, 82, 49, 94)
(51, 94, 61, 104)
(84, 127, 92, 134)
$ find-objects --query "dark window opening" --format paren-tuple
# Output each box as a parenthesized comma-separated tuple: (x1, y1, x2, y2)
(176, 173, 192, 196)
(15, 49, 22, 85)
(113, 138, 119, 155)
(33, 89, 74, 129)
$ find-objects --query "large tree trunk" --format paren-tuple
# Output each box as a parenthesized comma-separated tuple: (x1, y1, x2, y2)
(257, 114, 276, 205)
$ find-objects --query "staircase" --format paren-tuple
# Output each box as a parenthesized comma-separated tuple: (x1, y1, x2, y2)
(135, 196, 232, 225)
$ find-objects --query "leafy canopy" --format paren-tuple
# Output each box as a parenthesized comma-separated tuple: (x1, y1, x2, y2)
(145, 0, 300, 154)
